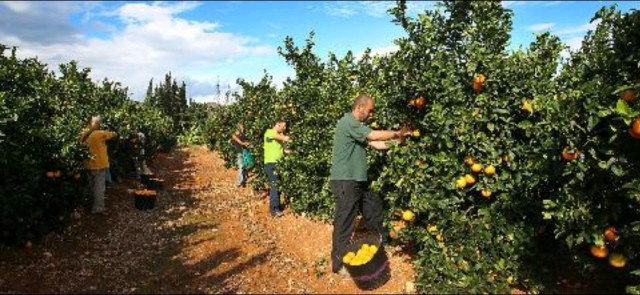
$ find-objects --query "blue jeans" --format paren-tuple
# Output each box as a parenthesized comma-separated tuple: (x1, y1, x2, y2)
(264, 163, 280, 215)
(105, 168, 113, 187)
(236, 152, 248, 187)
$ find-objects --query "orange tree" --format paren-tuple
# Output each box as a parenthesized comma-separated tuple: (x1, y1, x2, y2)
(361, 1, 567, 292)
(0, 45, 175, 246)
(277, 33, 372, 218)
(542, 6, 640, 293)
(204, 1, 639, 292)
(204, 72, 280, 190)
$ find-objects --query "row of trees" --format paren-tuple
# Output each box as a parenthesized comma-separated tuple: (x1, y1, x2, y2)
(205, 1, 639, 293)
(0, 45, 180, 246)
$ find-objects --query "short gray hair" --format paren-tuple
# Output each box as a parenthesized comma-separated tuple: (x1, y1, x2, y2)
(91, 116, 102, 125)
(351, 94, 373, 111)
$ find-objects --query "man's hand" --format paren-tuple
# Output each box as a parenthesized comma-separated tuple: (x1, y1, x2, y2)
(393, 125, 411, 145)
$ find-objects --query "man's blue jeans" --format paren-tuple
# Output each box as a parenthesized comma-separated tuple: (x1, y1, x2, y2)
(264, 163, 280, 215)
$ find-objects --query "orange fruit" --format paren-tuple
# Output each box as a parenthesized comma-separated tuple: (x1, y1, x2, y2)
(389, 221, 405, 239)
(590, 245, 608, 258)
(473, 74, 486, 84)
(562, 147, 579, 161)
(414, 96, 426, 109)
(455, 177, 467, 189)
(53, 171, 61, 178)
(402, 210, 415, 222)
(484, 165, 496, 176)
(480, 190, 492, 198)
(427, 224, 438, 233)
(472, 82, 483, 93)
(629, 128, 640, 139)
(621, 90, 637, 104)
(631, 118, 640, 135)
(464, 174, 476, 185)
(471, 164, 483, 173)
(412, 130, 421, 137)
(522, 100, 533, 113)
(46, 171, 55, 178)
(603, 226, 618, 242)
(464, 156, 476, 167)
(608, 253, 627, 268)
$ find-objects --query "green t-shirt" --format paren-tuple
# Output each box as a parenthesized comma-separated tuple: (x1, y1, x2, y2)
(329, 113, 373, 181)
(263, 128, 283, 164)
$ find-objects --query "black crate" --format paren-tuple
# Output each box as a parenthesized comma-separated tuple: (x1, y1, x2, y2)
(140, 174, 154, 186)
(145, 178, 164, 190)
(343, 235, 391, 290)
(134, 191, 156, 210)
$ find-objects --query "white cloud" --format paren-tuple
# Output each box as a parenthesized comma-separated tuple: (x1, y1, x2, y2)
(1, 1, 31, 13)
(2, 2, 276, 102)
(265, 22, 282, 30)
(369, 45, 399, 57)
(527, 23, 555, 32)
(324, 2, 358, 18)
(324, 1, 435, 18)
(359, 1, 394, 18)
(554, 20, 601, 36)
(117, 2, 201, 24)
(552, 19, 602, 60)
(503, 1, 562, 8)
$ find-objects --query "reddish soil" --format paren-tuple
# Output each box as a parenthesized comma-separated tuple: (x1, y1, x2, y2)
(0, 146, 416, 294)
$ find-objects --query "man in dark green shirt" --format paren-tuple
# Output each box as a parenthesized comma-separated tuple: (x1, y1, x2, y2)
(329, 94, 410, 273)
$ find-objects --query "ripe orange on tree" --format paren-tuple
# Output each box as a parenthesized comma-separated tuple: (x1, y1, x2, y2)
(608, 253, 627, 268)
(590, 245, 608, 258)
(562, 147, 579, 161)
(471, 163, 483, 173)
(464, 174, 476, 185)
(455, 176, 467, 189)
(629, 118, 640, 138)
(473, 74, 486, 84)
(480, 189, 492, 199)
(472, 82, 483, 93)
(402, 210, 415, 222)
(603, 226, 618, 242)
(484, 165, 496, 176)
(620, 89, 637, 103)
(413, 96, 426, 109)
(464, 156, 476, 167)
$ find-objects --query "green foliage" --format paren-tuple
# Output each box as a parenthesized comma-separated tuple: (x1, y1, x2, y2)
(0, 44, 176, 245)
(144, 72, 188, 134)
(205, 1, 640, 293)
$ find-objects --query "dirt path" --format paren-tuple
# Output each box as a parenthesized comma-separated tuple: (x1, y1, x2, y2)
(0, 146, 415, 294)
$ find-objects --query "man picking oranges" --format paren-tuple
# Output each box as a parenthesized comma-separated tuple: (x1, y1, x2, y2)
(329, 94, 411, 274)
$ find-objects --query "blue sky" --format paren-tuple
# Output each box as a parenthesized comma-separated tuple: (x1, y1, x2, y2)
(1, 1, 638, 103)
